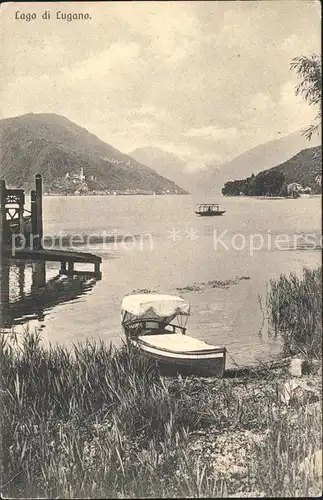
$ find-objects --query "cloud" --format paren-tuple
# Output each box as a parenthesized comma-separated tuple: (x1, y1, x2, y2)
(184, 126, 239, 141)
(279, 79, 318, 132)
(185, 159, 208, 173)
(134, 105, 169, 123)
(153, 142, 198, 160)
(249, 92, 276, 113)
(136, 105, 157, 117)
(132, 121, 156, 130)
(64, 42, 141, 82)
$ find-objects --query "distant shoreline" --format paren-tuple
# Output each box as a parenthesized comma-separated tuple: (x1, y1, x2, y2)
(43, 191, 190, 197)
(222, 194, 322, 200)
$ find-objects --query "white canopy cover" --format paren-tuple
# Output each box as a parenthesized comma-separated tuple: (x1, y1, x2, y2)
(121, 294, 190, 318)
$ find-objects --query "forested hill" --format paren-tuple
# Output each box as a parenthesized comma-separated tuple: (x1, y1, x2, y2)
(0, 113, 187, 194)
(222, 146, 322, 196)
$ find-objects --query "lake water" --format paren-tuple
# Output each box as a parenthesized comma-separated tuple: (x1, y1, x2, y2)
(4, 195, 321, 368)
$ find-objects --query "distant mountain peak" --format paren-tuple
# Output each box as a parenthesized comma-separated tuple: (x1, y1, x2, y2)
(130, 146, 190, 191)
(197, 129, 322, 194)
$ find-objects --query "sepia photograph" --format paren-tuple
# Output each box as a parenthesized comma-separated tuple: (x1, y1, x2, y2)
(0, 0, 322, 497)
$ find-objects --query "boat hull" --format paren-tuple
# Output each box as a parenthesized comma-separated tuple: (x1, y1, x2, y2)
(130, 336, 226, 377)
(195, 211, 226, 216)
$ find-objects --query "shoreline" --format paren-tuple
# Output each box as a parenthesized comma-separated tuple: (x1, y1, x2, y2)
(43, 191, 190, 197)
(222, 193, 322, 200)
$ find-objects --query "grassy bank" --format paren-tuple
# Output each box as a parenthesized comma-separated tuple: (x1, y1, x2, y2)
(266, 266, 322, 358)
(1, 267, 322, 498)
(1, 333, 321, 498)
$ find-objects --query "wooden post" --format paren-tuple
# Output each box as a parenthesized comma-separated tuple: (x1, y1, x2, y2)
(32, 261, 46, 289)
(18, 191, 25, 243)
(30, 189, 38, 249)
(35, 174, 43, 248)
(0, 259, 9, 304)
(94, 260, 101, 277)
(67, 261, 74, 274)
(0, 179, 7, 256)
(60, 261, 67, 274)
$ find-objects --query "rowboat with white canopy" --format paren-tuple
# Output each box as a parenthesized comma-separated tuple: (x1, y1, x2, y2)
(121, 294, 226, 376)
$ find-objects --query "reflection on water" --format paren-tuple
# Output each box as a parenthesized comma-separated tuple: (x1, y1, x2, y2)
(0, 259, 99, 328)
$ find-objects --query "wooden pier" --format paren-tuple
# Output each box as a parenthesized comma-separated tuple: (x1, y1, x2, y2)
(0, 174, 101, 278)
(7, 247, 101, 276)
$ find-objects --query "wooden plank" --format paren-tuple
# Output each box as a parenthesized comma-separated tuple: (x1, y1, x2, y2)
(60, 269, 102, 279)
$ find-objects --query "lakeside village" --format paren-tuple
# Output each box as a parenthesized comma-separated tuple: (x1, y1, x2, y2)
(285, 175, 321, 197)
(44, 167, 183, 196)
(44, 168, 323, 198)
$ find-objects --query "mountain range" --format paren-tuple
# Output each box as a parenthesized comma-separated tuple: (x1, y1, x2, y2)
(0, 113, 187, 195)
(131, 131, 321, 195)
(196, 130, 321, 194)
(0, 113, 321, 197)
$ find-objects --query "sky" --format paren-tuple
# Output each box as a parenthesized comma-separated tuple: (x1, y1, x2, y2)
(0, 1, 321, 170)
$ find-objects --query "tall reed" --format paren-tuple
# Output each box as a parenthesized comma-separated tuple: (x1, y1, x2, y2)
(266, 266, 322, 357)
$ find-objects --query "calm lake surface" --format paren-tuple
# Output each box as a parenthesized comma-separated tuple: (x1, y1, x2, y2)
(6, 195, 321, 368)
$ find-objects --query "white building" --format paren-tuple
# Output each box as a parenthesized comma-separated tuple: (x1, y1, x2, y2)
(79, 167, 85, 181)
(287, 182, 303, 196)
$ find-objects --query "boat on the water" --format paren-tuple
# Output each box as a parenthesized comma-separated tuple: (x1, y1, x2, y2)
(195, 204, 226, 216)
(121, 294, 226, 376)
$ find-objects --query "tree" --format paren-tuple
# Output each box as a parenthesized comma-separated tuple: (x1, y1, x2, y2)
(290, 54, 321, 140)
(254, 172, 266, 196)
(263, 170, 285, 196)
